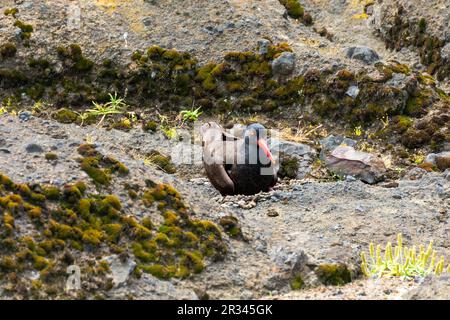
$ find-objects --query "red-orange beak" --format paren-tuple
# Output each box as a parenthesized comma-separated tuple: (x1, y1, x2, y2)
(257, 139, 275, 164)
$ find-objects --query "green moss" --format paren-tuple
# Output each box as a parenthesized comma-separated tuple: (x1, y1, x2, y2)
(202, 75, 217, 91)
(140, 264, 174, 279)
(111, 118, 132, 131)
(405, 94, 429, 116)
(57, 44, 94, 72)
(33, 255, 49, 270)
(131, 50, 143, 61)
(0, 256, 18, 271)
(418, 18, 427, 33)
(82, 229, 104, 246)
(315, 263, 352, 286)
(27, 207, 42, 219)
(219, 216, 243, 239)
(50, 220, 81, 240)
(63, 184, 84, 203)
(147, 46, 166, 59)
(148, 150, 176, 174)
(0, 42, 17, 59)
(226, 81, 246, 92)
(290, 274, 304, 290)
(141, 217, 153, 230)
(278, 154, 299, 179)
(279, 0, 304, 19)
(80, 157, 111, 185)
(391, 115, 413, 133)
(45, 153, 58, 161)
(388, 61, 411, 75)
(180, 250, 204, 274)
(302, 13, 313, 25)
(401, 128, 431, 149)
(4, 8, 19, 17)
(13, 20, 34, 40)
(143, 120, 158, 132)
(52, 108, 79, 124)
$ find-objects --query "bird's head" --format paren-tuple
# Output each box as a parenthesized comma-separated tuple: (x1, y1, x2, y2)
(244, 123, 274, 164)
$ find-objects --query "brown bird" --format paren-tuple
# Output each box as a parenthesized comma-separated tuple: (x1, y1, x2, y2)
(201, 122, 278, 196)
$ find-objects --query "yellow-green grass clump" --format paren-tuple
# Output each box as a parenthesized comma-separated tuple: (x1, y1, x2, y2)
(361, 233, 450, 278)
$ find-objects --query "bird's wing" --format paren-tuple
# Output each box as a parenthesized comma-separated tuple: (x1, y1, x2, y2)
(200, 122, 239, 143)
(203, 139, 236, 196)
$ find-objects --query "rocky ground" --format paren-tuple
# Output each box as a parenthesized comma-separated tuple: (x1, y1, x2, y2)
(0, 0, 449, 300)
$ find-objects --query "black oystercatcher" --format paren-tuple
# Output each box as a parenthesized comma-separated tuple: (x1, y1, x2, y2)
(201, 122, 278, 196)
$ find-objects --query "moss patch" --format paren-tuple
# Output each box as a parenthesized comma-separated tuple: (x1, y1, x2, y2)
(0, 170, 227, 298)
(315, 263, 352, 286)
(77, 144, 129, 185)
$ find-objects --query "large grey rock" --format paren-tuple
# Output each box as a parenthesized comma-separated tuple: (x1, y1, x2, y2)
(264, 246, 310, 290)
(271, 52, 296, 77)
(110, 274, 198, 299)
(345, 46, 380, 64)
(319, 135, 357, 160)
(441, 43, 450, 60)
(104, 255, 136, 287)
(403, 276, 450, 300)
(269, 138, 316, 179)
(424, 152, 450, 171)
(324, 145, 386, 184)
(257, 39, 271, 55)
(346, 85, 360, 98)
(268, 138, 316, 159)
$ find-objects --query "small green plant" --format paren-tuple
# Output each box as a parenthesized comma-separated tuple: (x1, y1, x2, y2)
(179, 106, 203, 123)
(380, 115, 390, 129)
(361, 234, 450, 278)
(83, 92, 127, 126)
(158, 114, 177, 139)
(353, 125, 362, 137)
(412, 153, 425, 165)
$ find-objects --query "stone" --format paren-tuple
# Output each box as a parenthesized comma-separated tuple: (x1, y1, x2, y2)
(271, 52, 296, 77)
(257, 39, 271, 55)
(267, 208, 280, 217)
(345, 46, 380, 64)
(440, 43, 450, 60)
(424, 152, 450, 171)
(19, 111, 33, 122)
(104, 255, 136, 287)
(319, 135, 357, 160)
(268, 138, 316, 179)
(228, 123, 246, 138)
(403, 167, 427, 180)
(346, 85, 360, 98)
(324, 145, 386, 184)
(269, 138, 315, 158)
(25, 143, 44, 153)
(403, 276, 450, 300)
